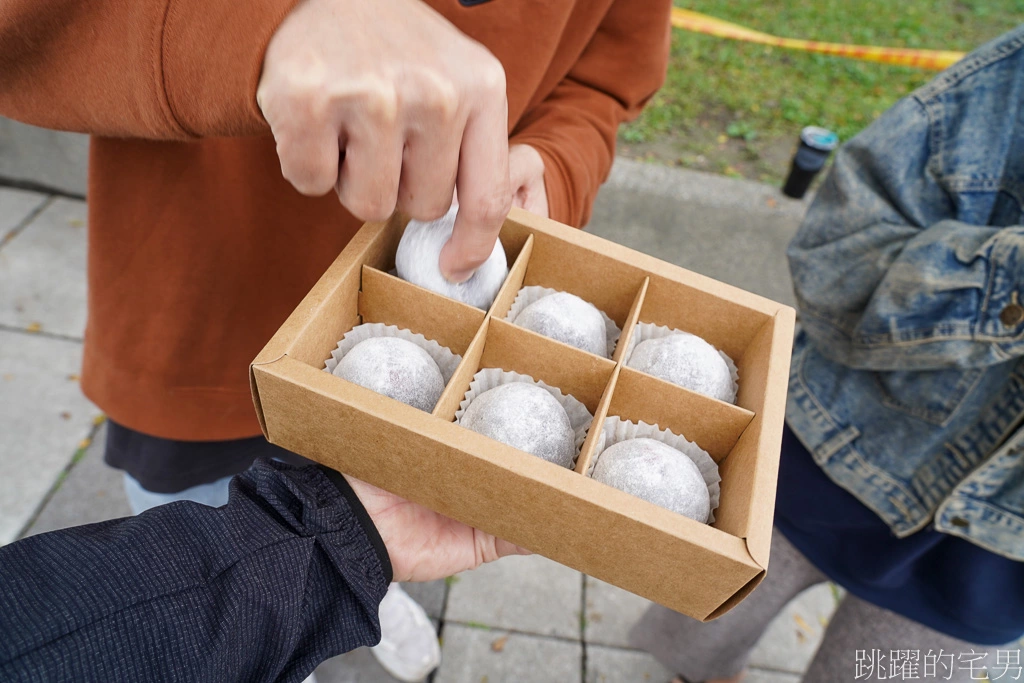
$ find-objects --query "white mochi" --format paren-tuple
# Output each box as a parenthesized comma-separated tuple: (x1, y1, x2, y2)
(395, 205, 508, 310)
(592, 438, 711, 523)
(513, 292, 608, 357)
(627, 333, 736, 403)
(333, 337, 445, 412)
(460, 382, 576, 468)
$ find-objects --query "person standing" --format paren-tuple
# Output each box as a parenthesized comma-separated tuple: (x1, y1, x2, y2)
(0, 0, 671, 679)
(632, 26, 1024, 683)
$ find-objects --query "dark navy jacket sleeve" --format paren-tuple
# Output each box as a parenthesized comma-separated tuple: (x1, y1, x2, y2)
(0, 460, 393, 683)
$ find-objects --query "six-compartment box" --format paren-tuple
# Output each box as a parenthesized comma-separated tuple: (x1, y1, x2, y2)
(250, 208, 795, 620)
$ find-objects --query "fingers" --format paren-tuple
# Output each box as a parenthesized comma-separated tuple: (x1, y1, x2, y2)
(397, 78, 462, 221)
(474, 529, 531, 567)
(336, 121, 405, 222)
(439, 69, 512, 283)
(507, 143, 549, 217)
(495, 538, 532, 558)
(274, 122, 342, 197)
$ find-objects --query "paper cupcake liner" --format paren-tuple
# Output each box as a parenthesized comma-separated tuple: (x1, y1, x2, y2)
(623, 322, 739, 403)
(454, 368, 594, 462)
(505, 286, 621, 358)
(588, 416, 722, 523)
(324, 323, 462, 384)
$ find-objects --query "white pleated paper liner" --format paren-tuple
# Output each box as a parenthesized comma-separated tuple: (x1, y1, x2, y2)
(454, 368, 594, 462)
(505, 286, 621, 359)
(623, 322, 739, 404)
(588, 416, 722, 523)
(324, 323, 462, 384)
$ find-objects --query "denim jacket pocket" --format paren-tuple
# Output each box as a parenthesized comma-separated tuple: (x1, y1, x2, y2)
(874, 367, 985, 426)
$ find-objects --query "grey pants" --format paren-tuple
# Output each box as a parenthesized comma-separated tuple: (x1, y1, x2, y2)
(630, 532, 1009, 682)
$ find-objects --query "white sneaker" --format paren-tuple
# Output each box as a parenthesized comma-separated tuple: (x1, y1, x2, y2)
(370, 584, 442, 682)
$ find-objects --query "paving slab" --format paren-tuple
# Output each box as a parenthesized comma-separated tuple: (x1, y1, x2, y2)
(445, 554, 582, 639)
(749, 583, 838, 674)
(402, 579, 447, 621)
(743, 668, 800, 683)
(315, 648, 406, 683)
(587, 159, 805, 308)
(0, 117, 88, 197)
(0, 188, 47, 244)
(0, 197, 88, 337)
(0, 329, 100, 544)
(585, 645, 673, 683)
(435, 624, 581, 683)
(584, 576, 653, 649)
(21, 422, 132, 538)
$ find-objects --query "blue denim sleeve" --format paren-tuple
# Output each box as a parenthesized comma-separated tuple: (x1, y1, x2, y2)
(788, 94, 1024, 371)
(0, 460, 392, 683)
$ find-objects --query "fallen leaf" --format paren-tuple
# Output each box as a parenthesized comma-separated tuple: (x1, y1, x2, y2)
(60, 411, 71, 420)
(794, 614, 812, 632)
(68, 219, 84, 228)
(25, 322, 42, 333)
(796, 630, 807, 643)
(2, 374, 12, 381)
(78, 438, 91, 450)
(490, 636, 508, 652)
(717, 134, 728, 144)
(766, 197, 778, 208)
(93, 415, 107, 426)
(67, 374, 80, 382)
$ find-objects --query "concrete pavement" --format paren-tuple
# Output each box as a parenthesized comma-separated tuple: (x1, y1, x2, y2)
(0, 147, 837, 682)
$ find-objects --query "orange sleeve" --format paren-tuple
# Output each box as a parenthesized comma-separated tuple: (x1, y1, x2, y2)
(510, 0, 671, 227)
(0, 0, 300, 139)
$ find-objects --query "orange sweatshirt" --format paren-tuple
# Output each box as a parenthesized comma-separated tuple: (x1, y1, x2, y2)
(0, 0, 670, 441)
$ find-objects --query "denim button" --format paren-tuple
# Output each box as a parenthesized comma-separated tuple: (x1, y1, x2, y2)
(1000, 303, 1024, 326)
(950, 516, 970, 528)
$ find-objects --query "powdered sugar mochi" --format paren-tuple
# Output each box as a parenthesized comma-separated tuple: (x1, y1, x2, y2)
(333, 337, 445, 412)
(459, 382, 576, 468)
(513, 292, 608, 357)
(592, 438, 711, 523)
(628, 333, 736, 403)
(395, 205, 508, 310)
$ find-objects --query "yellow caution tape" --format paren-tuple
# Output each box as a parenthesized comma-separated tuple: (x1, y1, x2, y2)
(671, 7, 965, 70)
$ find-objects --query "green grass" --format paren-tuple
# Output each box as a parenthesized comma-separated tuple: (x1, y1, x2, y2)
(622, 1, 1024, 183)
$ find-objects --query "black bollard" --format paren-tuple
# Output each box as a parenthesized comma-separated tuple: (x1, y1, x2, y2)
(782, 126, 838, 199)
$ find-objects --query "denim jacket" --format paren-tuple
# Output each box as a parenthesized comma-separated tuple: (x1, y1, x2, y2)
(786, 26, 1024, 561)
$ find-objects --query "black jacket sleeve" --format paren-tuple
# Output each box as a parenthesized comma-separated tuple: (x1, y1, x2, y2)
(0, 459, 392, 683)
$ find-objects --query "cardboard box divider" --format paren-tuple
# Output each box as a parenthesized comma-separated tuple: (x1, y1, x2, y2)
(486, 233, 534, 320)
(610, 278, 649, 364)
(607, 368, 753, 464)
(251, 208, 795, 620)
(359, 266, 484, 356)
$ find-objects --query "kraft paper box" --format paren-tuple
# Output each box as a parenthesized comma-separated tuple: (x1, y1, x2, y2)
(250, 208, 795, 620)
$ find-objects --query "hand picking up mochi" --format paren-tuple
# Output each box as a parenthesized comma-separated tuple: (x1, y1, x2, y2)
(395, 204, 508, 310)
(459, 382, 576, 468)
(627, 330, 737, 403)
(333, 337, 445, 412)
(592, 438, 711, 523)
(511, 291, 610, 357)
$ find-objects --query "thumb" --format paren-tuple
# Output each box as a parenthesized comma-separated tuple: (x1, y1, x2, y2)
(495, 538, 532, 559)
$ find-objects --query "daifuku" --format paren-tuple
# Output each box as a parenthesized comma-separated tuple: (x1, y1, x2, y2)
(333, 337, 445, 412)
(395, 205, 507, 310)
(513, 291, 608, 357)
(592, 438, 711, 523)
(460, 382, 575, 468)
